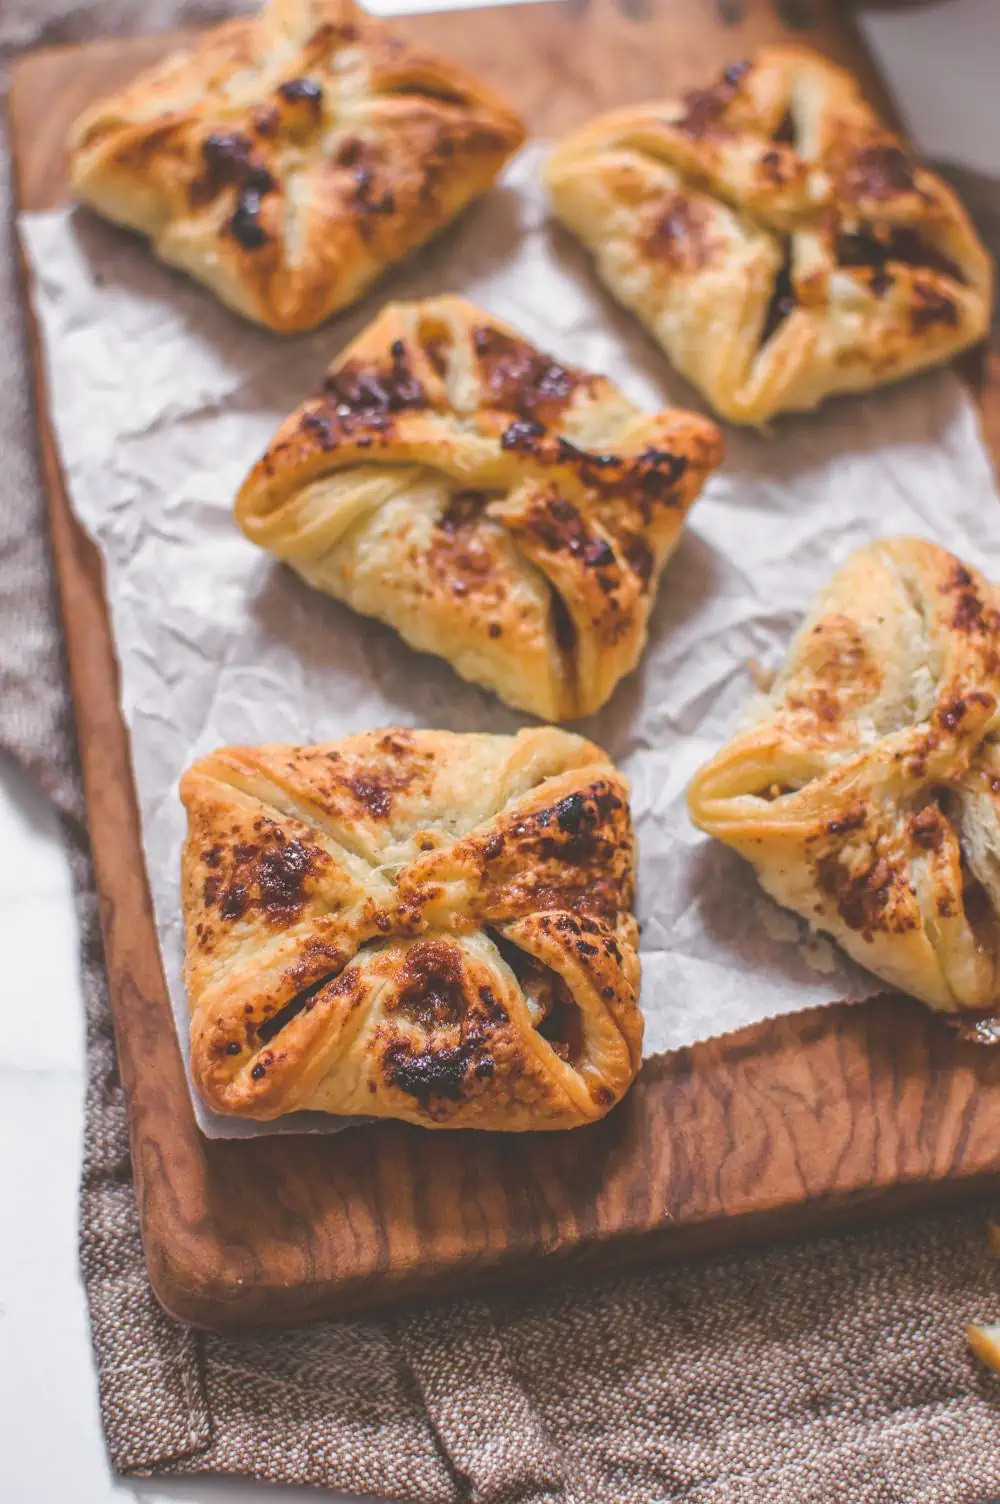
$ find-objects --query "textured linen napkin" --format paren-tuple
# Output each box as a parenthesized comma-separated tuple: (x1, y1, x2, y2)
(4, 3, 1000, 1500)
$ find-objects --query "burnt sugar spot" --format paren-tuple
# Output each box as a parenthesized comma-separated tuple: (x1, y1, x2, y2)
(318, 339, 426, 440)
(334, 135, 396, 220)
(674, 58, 749, 138)
(428, 492, 508, 607)
(383, 1040, 472, 1101)
(345, 776, 393, 818)
(945, 564, 1000, 636)
(821, 804, 867, 839)
(842, 141, 918, 202)
(202, 833, 324, 926)
(499, 420, 687, 526)
(526, 494, 621, 574)
(501, 417, 547, 454)
(555, 793, 587, 833)
(277, 76, 325, 112)
(437, 489, 489, 533)
(910, 805, 946, 851)
(391, 940, 469, 1028)
(643, 192, 714, 271)
(518, 781, 626, 868)
(473, 325, 590, 423)
(623, 448, 689, 516)
(193, 130, 278, 249)
(338, 750, 422, 820)
(815, 850, 914, 940)
(229, 190, 271, 249)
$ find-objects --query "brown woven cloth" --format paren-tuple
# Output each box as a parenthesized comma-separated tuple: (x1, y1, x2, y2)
(3, 4, 1000, 1500)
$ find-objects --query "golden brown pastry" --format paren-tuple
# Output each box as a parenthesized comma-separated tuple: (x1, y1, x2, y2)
(545, 47, 993, 425)
(180, 727, 642, 1127)
(67, 0, 524, 332)
(688, 538, 1000, 1017)
(235, 295, 723, 719)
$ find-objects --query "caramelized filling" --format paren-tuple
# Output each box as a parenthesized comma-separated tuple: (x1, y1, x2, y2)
(490, 932, 585, 1065)
(549, 586, 579, 696)
(256, 968, 340, 1044)
(759, 246, 796, 346)
(772, 108, 796, 146)
(962, 870, 999, 962)
(836, 221, 966, 295)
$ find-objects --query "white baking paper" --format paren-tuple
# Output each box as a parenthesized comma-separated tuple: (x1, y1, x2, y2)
(19, 145, 1000, 1137)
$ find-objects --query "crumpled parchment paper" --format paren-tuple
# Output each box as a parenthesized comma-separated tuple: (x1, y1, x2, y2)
(19, 145, 1000, 1137)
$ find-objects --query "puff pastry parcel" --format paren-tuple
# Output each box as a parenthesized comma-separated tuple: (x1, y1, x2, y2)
(546, 47, 992, 425)
(180, 727, 642, 1127)
(236, 295, 722, 719)
(688, 538, 1000, 1017)
(67, 0, 523, 332)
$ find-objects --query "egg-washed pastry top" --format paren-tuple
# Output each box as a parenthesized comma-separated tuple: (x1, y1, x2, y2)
(235, 294, 723, 720)
(688, 538, 1000, 1018)
(545, 46, 992, 426)
(67, 0, 524, 332)
(180, 727, 642, 1128)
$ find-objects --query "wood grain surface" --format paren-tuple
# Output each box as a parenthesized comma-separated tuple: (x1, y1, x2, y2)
(9, 0, 1000, 1333)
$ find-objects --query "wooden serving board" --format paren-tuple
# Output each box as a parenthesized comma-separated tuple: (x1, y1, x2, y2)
(10, 0, 1000, 1334)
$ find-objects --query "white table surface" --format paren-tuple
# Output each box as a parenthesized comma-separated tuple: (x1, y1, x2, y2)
(1, 3, 998, 1500)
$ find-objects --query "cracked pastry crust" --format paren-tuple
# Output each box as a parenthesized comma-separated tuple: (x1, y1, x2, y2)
(67, 0, 524, 332)
(545, 46, 993, 426)
(688, 538, 1000, 1017)
(235, 294, 723, 720)
(180, 726, 642, 1127)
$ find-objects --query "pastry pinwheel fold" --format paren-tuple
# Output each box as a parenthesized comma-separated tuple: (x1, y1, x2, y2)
(181, 727, 643, 1127)
(68, 0, 524, 331)
(235, 294, 723, 719)
(545, 46, 992, 425)
(688, 538, 1000, 1017)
